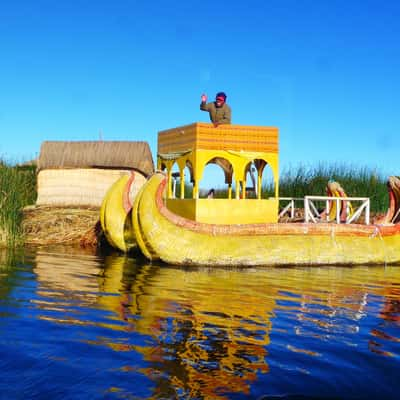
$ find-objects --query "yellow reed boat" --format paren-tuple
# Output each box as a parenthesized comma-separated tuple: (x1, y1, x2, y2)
(102, 122, 400, 266)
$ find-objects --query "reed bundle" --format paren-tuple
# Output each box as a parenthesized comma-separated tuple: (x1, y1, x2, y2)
(22, 206, 102, 246)
(36, 168, 147, 207)
(36, 141, 153, 207)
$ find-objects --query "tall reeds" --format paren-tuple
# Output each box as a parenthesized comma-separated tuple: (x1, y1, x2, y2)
(0, 161, 37, 246)
(269, 163, 388, 213)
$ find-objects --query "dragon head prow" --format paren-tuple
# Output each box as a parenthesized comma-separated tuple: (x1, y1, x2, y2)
(374, 176, 400, 225)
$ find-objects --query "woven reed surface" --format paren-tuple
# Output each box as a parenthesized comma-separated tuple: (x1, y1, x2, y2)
(38, 141, 154, 176)
(36, 168, 146, 207)
(22, 205, 102, 246)
(158, 123, 279, 153)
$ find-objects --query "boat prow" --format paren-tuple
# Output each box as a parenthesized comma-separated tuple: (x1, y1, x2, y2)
(100, 172, 137, 252)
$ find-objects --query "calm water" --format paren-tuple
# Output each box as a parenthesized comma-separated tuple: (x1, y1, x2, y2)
(0, 246, 399, 399)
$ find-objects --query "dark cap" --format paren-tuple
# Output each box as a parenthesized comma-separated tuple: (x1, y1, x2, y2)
(216, 92, 227, 101)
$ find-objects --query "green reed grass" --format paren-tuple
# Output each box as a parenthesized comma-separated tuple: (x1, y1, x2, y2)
(0, 161, 37, 246)
(264, 163, 388, 213)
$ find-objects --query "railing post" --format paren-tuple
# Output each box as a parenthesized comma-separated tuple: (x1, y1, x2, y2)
(326, 200, 330, 222)
(305, 197, 309, 223)
(336, 198, 340, 223)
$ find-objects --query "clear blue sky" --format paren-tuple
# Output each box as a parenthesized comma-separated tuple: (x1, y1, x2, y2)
(1, 0, 399, 178)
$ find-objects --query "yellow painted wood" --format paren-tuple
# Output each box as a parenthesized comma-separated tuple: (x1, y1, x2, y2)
(159, 147, 279, 223)
(158, 123, 279, 153)
(157, 123, 280, 224)
(166, 198, 278, 224)
(157, 124, 280, 221)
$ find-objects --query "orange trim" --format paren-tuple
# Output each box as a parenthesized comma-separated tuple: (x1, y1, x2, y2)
(122, 171, 135, 213)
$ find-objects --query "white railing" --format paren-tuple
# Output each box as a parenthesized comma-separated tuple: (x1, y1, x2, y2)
(278, 197, 303, 219)
(279, 196, 370, 225)
(305, 195, 370, 224)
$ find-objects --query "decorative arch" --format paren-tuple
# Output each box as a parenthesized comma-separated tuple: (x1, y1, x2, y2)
(206, 157, 234, 185)
(240, 157, 279, 199)
(185, 159, 194, 183)
(196, 157, 236, 199)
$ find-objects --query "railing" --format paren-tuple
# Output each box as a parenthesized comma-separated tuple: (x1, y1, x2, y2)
(279, 196, 370, 225)
(278, 197, 303, 219)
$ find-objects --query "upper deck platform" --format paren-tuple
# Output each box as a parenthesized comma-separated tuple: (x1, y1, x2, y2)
(158, 122, 279, 154)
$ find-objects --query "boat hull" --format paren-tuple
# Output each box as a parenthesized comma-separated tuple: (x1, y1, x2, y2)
(131, 173, 400, 266)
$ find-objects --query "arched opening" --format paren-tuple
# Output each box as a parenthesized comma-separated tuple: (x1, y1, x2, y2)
(243, 161, 258, 199)
(256, 159, 276, 199)
(183, 160, 194, 199)
(199, 157, 234, 199)
(170, 162, 180, 199)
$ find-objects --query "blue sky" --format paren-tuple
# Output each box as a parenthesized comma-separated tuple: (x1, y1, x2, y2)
(1, 0, 399, 179)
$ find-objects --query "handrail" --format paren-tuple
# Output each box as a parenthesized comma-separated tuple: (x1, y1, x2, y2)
(279, 196, 370, 225)
(278, 197, 303, 219)
(305, 195, 370, 224)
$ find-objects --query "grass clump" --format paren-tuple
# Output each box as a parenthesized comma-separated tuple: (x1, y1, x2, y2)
(0, 161, 37, 246)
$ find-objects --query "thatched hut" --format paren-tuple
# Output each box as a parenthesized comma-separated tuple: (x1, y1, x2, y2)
(23, 141, 154, 246)
(36, 141, 154, 207)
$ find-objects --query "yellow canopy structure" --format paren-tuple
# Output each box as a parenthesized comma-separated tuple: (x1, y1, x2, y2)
(157, 122, 279, 224)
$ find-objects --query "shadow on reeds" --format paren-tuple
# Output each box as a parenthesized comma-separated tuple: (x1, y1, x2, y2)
(0, 161, 37, 247)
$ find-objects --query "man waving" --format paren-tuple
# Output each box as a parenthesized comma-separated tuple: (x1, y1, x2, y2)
(200, 92, 231, 127)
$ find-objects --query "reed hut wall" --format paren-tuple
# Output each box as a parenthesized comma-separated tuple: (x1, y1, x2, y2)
(36, 141, 154, 207)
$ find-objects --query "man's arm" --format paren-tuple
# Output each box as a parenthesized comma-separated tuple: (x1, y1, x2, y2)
(200, 102, 211, 112)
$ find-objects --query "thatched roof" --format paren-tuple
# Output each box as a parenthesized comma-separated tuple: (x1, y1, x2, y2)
(38, 141, 154, 177)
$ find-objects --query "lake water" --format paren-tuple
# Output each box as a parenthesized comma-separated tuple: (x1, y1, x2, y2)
(0, 245, 399, 399)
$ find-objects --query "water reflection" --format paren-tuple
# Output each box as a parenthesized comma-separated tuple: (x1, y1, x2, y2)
(26, 248, 400, 398)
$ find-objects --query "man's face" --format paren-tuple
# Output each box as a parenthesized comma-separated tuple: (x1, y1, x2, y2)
(215, 96, 225, 107)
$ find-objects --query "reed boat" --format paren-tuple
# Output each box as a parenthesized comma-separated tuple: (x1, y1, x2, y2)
(101, 122, 400, 266)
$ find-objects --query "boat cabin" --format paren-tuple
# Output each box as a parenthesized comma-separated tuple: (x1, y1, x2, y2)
(157, 122, 279, 224)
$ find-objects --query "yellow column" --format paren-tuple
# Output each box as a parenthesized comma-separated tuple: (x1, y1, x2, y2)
(167, 170, 173, 198)
(228, 184, 232, 199)
(242, 171, 247, 199)
(180, 168, 185, 199)
(193, 181, 198, 199)
(235, 180, 240, 199)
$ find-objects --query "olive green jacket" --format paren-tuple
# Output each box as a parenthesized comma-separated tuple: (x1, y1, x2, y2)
(200, 101, 231, 124)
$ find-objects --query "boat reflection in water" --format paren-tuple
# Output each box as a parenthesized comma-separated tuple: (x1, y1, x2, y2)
(31, 247, 400, 399)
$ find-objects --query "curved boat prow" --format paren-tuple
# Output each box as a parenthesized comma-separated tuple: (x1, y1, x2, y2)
(375, 176, 400, 225)
(320, 180, 353, 223)
(100, 172, 137, 252)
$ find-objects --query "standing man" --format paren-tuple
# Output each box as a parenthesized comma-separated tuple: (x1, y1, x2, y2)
(200, 92, 231, 127)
